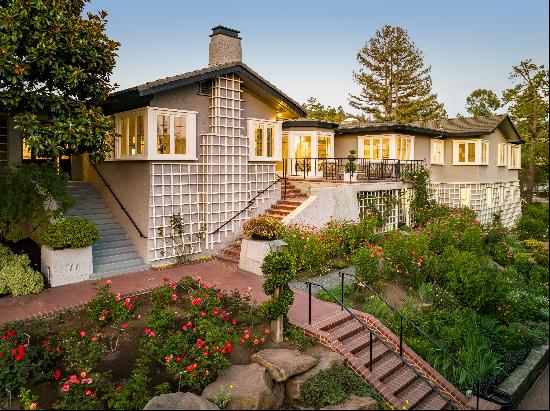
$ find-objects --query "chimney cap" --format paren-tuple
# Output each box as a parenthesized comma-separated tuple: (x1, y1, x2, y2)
(211, 25, 241, 39)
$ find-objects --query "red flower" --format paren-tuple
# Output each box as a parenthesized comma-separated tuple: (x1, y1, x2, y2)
(176, 356, 182, 363)
(171, 294, 178, 301)
(54, 369, 62, 380)
(133, 297, 139, 302)
(115, 385, 123, 390)
(204, 370, 209, 376)
(253, 339, 259, 345)
(122, 323, 129, 329)
(162, 277, 169, 282)
(201, 311, 206, 317)
(62, 383, 70, 392)
(0, 351, 3, 358)
(232, 319, 237, 325)
(85, 390, 92, 396)
(79, 331, 87, 337)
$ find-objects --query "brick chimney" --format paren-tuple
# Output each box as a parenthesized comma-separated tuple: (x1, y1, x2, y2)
(208, 26, 242, 66)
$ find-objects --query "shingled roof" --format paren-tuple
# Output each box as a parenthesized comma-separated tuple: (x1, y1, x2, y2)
(336, 114, 522, 141)
(105, 61, 306, 117)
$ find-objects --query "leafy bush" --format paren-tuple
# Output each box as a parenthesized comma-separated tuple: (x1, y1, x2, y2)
(319, 219, 377, 260)
(0, 244, 44, 296)
(0, 163, 75, 242)
(39, 217, 99, 249)
(516, 202, 549, 241)
(60, 331, 107, 373)
(352, 244, 385, 283)
(56, 371, 109, 410)
(298, 363, 379, 408)
(523, 239, 549, 267)
(261, 252, 296, 321)
(243, 216, 284, 240)
(441, 248, 505, 314)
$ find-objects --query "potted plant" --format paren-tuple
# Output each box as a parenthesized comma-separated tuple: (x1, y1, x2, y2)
(39, 217, 99, 286)
(239, 216, 286, 275)
(344, 150, 357, 182)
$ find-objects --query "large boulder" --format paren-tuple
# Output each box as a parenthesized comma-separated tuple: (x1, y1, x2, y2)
(144, 392, 219, 410)
(320, 395, 378, 410)
(285, 351, 345, 400)
(201, 363, 284, 410)
(250, 349, 319, 382)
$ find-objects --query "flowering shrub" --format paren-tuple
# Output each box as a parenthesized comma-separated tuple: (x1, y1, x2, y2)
(86, 281, 139, 327)
(0, 245, 44, 297)
(56, 371, 108, 410)
(320, 218, 378, 259)
(422, 211, 483, 256)
(352, 244, 385, 283)
(243, 215, 284, 240)
(283, 224, 329, 274)
(381, 230, 432, 287)
(60, 331, 107, 373)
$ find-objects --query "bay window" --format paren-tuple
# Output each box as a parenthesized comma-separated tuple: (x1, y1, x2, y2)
(452, 139, 489, 165)
(111, 107, 197, 160)
(248, 119, 282, 161)
(431, 139, 444, 164)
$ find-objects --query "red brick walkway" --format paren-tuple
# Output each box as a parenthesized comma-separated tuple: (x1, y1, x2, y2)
(0, 260, 336, 325)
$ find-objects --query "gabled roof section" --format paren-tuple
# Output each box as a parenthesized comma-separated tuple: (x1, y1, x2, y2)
(105, 62, 306, 117)
(336, 114, 523, 141)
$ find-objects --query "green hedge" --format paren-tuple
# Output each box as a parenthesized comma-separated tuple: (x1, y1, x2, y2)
(39, 218, 99, 249)
(0, 244, 44, 296)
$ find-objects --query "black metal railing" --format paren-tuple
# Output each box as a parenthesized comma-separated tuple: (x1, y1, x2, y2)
(305, 279, 458, 410)
(210, 174, 287, 236)
(91, 164, 147, 238)
(284, 158, 423, 182)
(336, 271, 512, 409)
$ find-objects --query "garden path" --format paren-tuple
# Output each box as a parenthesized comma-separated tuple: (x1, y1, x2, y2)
(0, 259, 337, 326)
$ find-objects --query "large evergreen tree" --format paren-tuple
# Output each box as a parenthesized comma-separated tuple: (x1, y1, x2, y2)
(502, 59, 549, 201)
(0, 0, 119, 163)
(349, 24, 446, 123)
(302, 97, 365, 123)
(465, 89, 501, 117)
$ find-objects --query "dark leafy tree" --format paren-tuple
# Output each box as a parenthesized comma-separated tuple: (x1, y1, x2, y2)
(465, 89, 502, 117)
(502, 59, 549, 201)
(349, 24, 446, 123)
(302, 97, 365, 123)
(0, 0, 119, 163)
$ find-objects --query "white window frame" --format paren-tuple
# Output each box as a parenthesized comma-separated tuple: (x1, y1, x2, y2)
(247, 118, 282, 161)
(497, 143, 507, 166)
(508, 144, 521, 169)
(110, 106, 197, 161)
(430, 139, 445, 165)
(357, 135, 415, 161)
(452, 139, 489, 165)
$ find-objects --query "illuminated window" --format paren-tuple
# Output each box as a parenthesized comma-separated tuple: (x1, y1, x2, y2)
(156, 115, 170, 154)
(120, 117, 128, 156)
(266, 127, 274, 157)
(431, 139, 444, 164)
(453, 140, 489, 165)
(396, 137, 412, 160)
(318, 137, 331, 158)
(509, 145, 521, 169)
(361, 136, 406, 160)
(174, 117, 186, 155)
(255, 126, 263, 156)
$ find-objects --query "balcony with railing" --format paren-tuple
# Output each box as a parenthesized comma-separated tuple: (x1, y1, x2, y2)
(283, 158, 423, 182)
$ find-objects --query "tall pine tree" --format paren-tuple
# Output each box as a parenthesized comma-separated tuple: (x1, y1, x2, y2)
(349, 25, 446, 123)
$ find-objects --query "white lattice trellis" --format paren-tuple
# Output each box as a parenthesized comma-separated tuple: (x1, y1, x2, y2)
(357, 189, 409, 232)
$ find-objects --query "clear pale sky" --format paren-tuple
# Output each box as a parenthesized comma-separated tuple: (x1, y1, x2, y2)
(86, 0, 549, 117)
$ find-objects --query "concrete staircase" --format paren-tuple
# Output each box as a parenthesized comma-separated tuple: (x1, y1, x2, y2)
(65, 181, 150, 278)
(217, 180, 308, 265)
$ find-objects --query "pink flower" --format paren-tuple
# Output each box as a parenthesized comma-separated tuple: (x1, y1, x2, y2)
(232, 319, 237, 325)
(79, 331, 87, 337)
(122, 323, 129, 329)
(91, 336, 97, 341)
(201, 311, 206, 317)
(253, 339, 259, 345)
(29, 403, 37, 410)
(264, 328, 270, 334)
(261, 337, 266, 343)
(106, 280, 112, 286)
(85, 390, 92, 395)
(171, 294, 178, 301)
(204, 370, 209, 375)
(196, 276, 201, 283)
(98, 316, 105, 321)
(62, 383, 70, 392)
(115, 293, 121, 302)
(87, 378, 92, 384)
(80, 371, 87, 378)
(169, 282, 176, 290)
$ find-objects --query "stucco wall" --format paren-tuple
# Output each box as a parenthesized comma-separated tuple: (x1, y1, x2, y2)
(430, 129, 520, 184)
(242, 90, 277, 122)
(81, 156, 150, 262)
(334, 135, 359, 158)
(150, 84, 210, 158)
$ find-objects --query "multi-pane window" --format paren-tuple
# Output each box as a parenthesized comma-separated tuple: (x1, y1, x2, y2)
(453, 139, 489, 165)
(112, 107, 196, 160)
(509, 144, 521, 169)
(431, 139, 444, 164)
(396, 137, 412, 160)
(174, 117, 186, 155)
(362, 137, 391, 160)
(156, 115, 170, 154)
(498, 143, 507, 166)
(248, 119, 282, 161)
(318, 137, 331, 158)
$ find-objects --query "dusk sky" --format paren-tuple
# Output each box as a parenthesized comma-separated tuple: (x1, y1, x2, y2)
(86, 0, 549, 118)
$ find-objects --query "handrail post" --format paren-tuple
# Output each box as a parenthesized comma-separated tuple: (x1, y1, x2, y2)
(341, 271, 344, 310)
(399, 316, 403, 356)
(308, 282, 312, 325)
(369, 330, 373, 371)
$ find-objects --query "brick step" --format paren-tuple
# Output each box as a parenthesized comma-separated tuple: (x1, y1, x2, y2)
(278, 198, 308, 205)
(416, 391, 450, 410)
(216, 254, 239, 265)
(316, 312, 353, 332)
(371, 351, 404, 380)
(327, 319, 365, 342)
(354, 339, 389, 368)
(266, 209, 292, 216)
(396, 378, 433, 409)
(382, 365, 419, 396)
(223, 247, 240, 258)
(272, 204, 300, 211)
